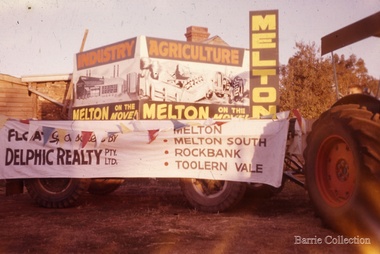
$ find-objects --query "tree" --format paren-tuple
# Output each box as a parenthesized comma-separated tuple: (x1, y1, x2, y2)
(333, 54, 379, 97)
(280, 42, 335, 119)
(280, 42, 378, 119)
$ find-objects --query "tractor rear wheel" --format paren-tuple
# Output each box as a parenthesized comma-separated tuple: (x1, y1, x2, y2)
(304, 104, 380, 240)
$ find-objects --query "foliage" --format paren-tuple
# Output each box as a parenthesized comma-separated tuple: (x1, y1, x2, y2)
(279, 42, 334, 119)
(333, 54, 378, 97)
(279, 42, 378, 119)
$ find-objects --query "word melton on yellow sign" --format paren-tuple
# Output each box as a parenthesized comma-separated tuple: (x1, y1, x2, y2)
(250, 10, 279, 118)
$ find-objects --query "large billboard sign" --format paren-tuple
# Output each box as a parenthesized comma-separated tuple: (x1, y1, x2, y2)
(71, 37, 251, 121)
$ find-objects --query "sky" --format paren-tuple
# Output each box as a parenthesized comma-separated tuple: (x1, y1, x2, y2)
(0, 0, 379, 78)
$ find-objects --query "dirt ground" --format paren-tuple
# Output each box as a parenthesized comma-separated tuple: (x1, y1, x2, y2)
(0, 179, 377, 254)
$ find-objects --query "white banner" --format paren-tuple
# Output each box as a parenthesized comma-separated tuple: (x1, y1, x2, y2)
(0, 118, 288, 187)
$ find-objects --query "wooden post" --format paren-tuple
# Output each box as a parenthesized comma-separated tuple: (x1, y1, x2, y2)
(61, 29, 89, 119)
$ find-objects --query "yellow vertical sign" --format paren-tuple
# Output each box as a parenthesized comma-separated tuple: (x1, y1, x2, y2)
(250, 10, 279, 118)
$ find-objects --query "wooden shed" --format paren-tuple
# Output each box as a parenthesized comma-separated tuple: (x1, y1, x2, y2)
(0, 73, 71, 120)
